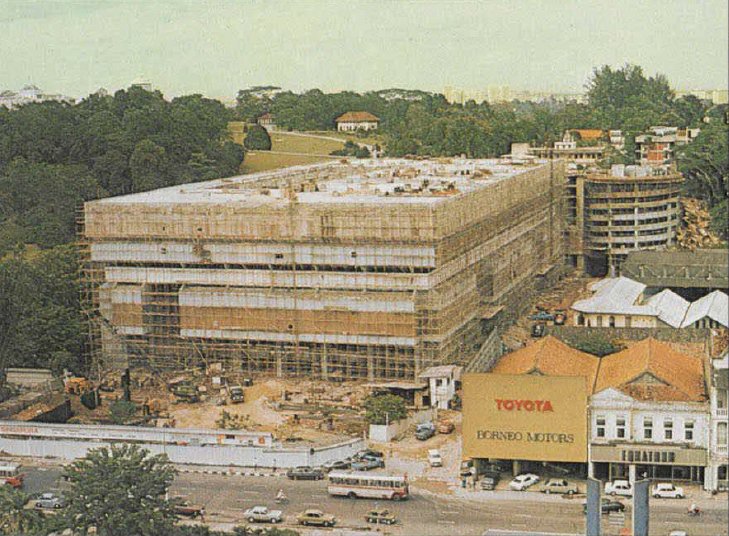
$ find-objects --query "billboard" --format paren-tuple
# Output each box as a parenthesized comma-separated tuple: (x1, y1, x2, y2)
(462, 374, 587, 462)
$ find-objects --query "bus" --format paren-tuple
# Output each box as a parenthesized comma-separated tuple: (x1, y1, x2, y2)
(327, 471, 409, 500)
(0, 462, 23, 488)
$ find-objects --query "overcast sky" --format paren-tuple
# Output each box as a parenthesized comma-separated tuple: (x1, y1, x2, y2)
(1, 0, 726, 99)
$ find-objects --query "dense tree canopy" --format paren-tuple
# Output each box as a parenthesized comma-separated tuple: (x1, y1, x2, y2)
(61, 444, 177, 536)
(243, 124, 272, 150)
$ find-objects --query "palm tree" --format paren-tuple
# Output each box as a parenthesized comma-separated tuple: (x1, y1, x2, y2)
(0, 485, 43, 534)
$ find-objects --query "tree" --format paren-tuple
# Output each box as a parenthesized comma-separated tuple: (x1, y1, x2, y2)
(109, 399, 138, 425)
(62, 444, 177, 536)
(0, 485, 43, 534)
(243, 125, 272, 151)
(568, 333, 625, 357)
(677, 120, 728, 210)
(363, 394, 407, 425)
(130, 139, 169, 192)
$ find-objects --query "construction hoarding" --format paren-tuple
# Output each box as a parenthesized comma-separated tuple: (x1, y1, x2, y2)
(462, 373, 587, 462)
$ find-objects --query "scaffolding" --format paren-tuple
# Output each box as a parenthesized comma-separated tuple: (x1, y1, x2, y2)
(79, 158, 565, 382)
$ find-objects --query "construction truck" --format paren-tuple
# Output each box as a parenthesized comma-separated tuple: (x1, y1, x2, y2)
(172, 385, 199, 403)
(229, 386, 245, 404)
(64, 377, 92, 395)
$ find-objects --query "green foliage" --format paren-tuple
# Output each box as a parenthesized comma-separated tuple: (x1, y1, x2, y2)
(677, 120, 728, 210)
(216, 410, 249, 430)
(709, 200, 728, 242)
(244, 125, 272, 150)
(61, 444, 177, 536)
(109, 399, 138, 424)
(0, 486, 44, 534)
(568, 333, 625, 357)
(363, 394, 407, 425)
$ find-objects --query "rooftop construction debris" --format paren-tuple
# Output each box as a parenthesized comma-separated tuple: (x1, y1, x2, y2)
(80, 157, 565, 381)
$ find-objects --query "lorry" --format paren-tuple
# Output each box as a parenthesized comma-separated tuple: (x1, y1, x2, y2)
(229, 386, 245, 404)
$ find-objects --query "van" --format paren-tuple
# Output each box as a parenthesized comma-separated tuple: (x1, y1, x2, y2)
(0, 462, 23, 488)
(480, 471, 500, 490)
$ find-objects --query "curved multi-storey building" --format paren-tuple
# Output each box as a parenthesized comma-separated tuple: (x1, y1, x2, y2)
(580, 164, 683, 275)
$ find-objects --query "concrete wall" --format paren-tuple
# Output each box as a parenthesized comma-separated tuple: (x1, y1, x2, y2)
(0, 424, 363, 468)
(368, 408, 435, 442)
(546, 325, 711, 344)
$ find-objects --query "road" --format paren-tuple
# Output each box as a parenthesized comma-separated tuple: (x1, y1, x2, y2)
(21, 465, 728, 535)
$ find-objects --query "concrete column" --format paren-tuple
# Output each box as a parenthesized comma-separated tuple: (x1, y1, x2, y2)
(588, 461, 595, 479)
(367, 346, 375, 382)
(512, 460, 521, 476)
(321, 345, 328, 380)
(276, 354, 283, 378)
(628, 463, 636, 484)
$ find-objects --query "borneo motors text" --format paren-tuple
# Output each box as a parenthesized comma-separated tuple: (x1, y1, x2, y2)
(476, 430, 575, 443)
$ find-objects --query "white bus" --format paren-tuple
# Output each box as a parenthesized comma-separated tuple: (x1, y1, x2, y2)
(327, 471, 409, 501)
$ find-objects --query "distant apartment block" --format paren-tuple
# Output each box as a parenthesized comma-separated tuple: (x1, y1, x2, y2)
(635, 126, 700, 165)
(0, 83, 75, 109)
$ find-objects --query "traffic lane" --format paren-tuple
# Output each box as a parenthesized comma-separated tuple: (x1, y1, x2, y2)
(20, 465, 64, 496)
(169, 474, 592, 535)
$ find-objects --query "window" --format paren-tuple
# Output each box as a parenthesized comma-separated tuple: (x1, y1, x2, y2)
(596, 417, 606, 438)
(685, 421, 694, 441)
(664, 419, 673, 440)
(719, 423, 727, 447)
(643, 418, 653, 439)
(609, 316, 616, 327)
(577, 314, 585, 326)
(625, 316, 632, 328)
(616, 417, 626, 439)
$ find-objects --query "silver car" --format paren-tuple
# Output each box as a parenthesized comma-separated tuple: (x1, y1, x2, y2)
(35, 492, 65, 509)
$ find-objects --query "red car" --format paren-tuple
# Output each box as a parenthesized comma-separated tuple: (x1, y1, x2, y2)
(172, 500, 205, 519)
(438, 421, 455, 434)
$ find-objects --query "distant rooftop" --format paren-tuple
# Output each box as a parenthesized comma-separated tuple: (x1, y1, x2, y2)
(94, 157, 549, 207)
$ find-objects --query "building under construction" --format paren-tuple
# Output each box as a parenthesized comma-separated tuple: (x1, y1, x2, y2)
(81, 158, 564, 381)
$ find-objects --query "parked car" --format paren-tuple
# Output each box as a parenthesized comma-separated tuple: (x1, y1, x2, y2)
(365, 508, 397, 525)
(297, 509, 337, 527)
(351, 457, 385, 471)
(34, 493, 65, 509)
(605, 479, 633, 497)
(356, 449, 384, 459)
(530, 311, 555, 322)
(460, 460, 475, 478)
(415, 423, 436, 440)
(509, 473, 540, 491)
(172, 500, 205, 518)
(480, 471, 501, 490)
(428, 449, 442, 467)
(438, 421, 455, 434)
(651, 483, 685, 499)
(243, 505, 283, 523)
(531, 323, 546, 337)
(582, 498, 626, 515)
(322, 459, 351, 472)
(228, 386, 244, 404)
(287, 466, 325, 480)
(540, 478, 579, 495)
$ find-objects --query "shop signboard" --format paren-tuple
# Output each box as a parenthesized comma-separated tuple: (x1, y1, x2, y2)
(462, 373, 587, 462)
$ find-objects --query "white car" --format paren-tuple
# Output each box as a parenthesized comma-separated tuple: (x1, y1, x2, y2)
(605, 480, 633, 497)
(243, 505, 283, 523)
(428, 449, 442, 467)
(509, 473, 540, 491)
(651, 483, 685, 499)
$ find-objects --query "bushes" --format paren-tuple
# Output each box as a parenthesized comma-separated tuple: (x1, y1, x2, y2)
(244, 125, 272, 150)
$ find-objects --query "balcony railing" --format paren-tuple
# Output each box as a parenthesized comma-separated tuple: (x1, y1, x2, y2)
(716, 408, 728, 418)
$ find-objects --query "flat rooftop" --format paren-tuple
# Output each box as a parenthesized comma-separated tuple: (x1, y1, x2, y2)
(96, 157, 549, 206)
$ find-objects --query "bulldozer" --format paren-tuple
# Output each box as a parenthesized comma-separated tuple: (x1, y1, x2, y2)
(65, 377, 92, 395)
(172, 384, 199, 404)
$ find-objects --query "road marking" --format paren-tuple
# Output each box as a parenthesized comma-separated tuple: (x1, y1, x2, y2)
(441, 510, 460, 514)
(438, 520, 456, 525)
(513, 513, 533, 518)
(240, 490, 262, 495)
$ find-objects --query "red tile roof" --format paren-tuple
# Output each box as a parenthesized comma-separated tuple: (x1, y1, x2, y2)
(569, 129, 604, 140)
(491, 336, 600, 393)
(335, 111, 380, 123)
(594, 338, 706, 401)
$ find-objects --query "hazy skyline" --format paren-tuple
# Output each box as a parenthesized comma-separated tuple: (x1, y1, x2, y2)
(1, 0, 727, 99)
